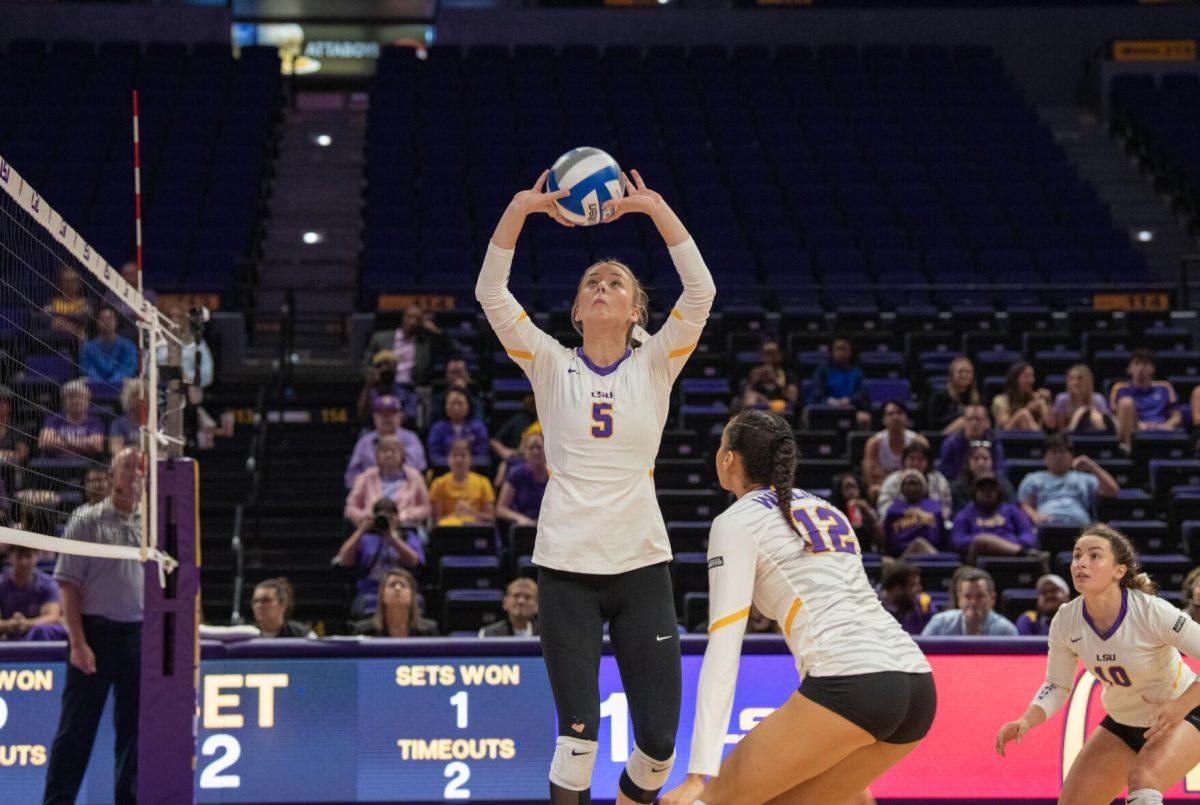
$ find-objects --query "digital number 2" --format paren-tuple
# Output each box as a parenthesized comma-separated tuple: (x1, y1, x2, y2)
(591, 402, 613, 438)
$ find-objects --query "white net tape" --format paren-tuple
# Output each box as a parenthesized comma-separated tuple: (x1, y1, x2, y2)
(0, 153, 177, 580)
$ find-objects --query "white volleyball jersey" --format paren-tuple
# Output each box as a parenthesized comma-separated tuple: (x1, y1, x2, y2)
(687, 488, 930, 776)
(1032, 588, 1200, 727)
(476, 239, 714, 575)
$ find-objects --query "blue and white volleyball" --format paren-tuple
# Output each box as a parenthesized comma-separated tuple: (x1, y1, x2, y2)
(547, 147, 626, 226)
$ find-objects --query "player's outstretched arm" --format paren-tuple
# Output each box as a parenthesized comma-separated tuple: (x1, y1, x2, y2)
(477, 172, 571, 378)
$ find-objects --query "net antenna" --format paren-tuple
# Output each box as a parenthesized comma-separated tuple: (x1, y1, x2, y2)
(0, 151, 182, 584)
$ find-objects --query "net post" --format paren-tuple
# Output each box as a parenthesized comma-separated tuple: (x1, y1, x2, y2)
(138, 457, 199, 805)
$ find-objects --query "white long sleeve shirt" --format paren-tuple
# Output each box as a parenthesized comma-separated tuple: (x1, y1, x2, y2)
(475, 238, 714, 574)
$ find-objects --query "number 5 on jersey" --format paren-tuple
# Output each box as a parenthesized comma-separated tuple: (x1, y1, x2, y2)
(591, 402, 614, 438)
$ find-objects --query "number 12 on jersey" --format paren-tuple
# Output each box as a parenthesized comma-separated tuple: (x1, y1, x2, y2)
(792, 506, 860, 555)
(591, 402, 614, 438)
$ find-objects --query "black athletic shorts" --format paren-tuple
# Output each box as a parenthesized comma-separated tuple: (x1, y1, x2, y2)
(1100, 708, 1200, 754)
(798, 671, 937, 744)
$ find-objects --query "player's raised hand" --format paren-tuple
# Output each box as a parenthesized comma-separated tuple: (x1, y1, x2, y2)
(994, 719, 1029, 757)
(602, 170, 664, 223)
(511, 170, 574, 227)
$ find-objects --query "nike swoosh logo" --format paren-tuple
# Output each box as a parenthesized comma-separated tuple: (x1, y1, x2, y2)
(1070, 637, 1083, 643)
(656, 634, 673, 641)
(571, 750, 591, 756)
(651, 766, 669, 773)
(567, 369, 578, 374)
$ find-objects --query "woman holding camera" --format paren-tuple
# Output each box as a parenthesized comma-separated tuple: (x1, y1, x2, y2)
(335, 488, 427, 617)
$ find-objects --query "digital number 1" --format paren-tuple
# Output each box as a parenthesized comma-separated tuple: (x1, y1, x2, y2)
(450, 690, 468, 729)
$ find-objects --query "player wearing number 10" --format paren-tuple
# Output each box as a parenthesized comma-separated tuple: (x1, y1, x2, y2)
(996, 524, 1200, 805)
(476, 169, 714, 805)
(664, 411, 935, 805)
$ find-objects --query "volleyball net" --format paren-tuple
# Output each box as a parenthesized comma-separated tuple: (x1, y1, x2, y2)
(0, 151, 179, 580)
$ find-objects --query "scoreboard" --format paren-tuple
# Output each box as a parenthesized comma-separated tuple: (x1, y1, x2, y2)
(3, 638, 1200, 802)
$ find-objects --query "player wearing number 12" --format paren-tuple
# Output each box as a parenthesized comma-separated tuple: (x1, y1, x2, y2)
(476, 169, 714, 805)
(664, 411, 935, 805)
(996, 524, 1200, 805)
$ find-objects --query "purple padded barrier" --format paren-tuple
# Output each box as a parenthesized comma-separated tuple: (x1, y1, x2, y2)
(139, 459, 200, 805)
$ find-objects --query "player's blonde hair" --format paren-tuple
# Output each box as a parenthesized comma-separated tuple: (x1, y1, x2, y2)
(571, 259, 649, 347)
(1077, 523, 1157, 594)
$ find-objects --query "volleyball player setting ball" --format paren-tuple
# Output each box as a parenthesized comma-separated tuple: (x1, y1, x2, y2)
(996, 524, 1200, 805)
(663, 410, 936, 805)
(475, 168, 714, 804)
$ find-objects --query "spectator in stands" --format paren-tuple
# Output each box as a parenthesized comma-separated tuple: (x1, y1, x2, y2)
(479, 578, 539, 637)
(1017, 434, 1119, 527)
(355, 350, 420, 427)
(495, 432, 548, 527)
(251, 578, 315, 638)
(950, 441, 1016, 516)
(490, 394, 539, 461)
(84, 467, 111, 505)
(1050, 364, 1118, 437)
(427, 389, 490, 468)
(862, 400, 927, 498)
(992, 361, 1052, 432)
(1111, 349, 1182, 446)
(1014, 573, 1070, 636)
(804, 337, 871, 430)
(45, 448, 145, 804)
(429, 439, 496, 526)
(877, 442, 952, 525)
(156, 304, 214, 393)
(38, 378, 106, 459)
(344, 434, 431, 525)
(0, 545, 65, 641)
(938, 403, 1006, 481)
(45, 264, 91, 339)
(362, 305, 456, 387)
(80, 306, 138, 390)
(156, 304, 218, 450)
(431, 358, 485, 423)
(0, 386, 30, 499)
(335, 496, 426, 617)
(877, 560, 939, 635)
(109, 378, 146, 457)
(922, 567, 1018, 636)
(740, 338, 800, 416)
(927, 356, 982, 434)
(345, 395, 427, 487)
(950, 477, 1042, 566)
(351, 567, 439, 637)
(1183, 566, 1200, 624)
(881, 470, 945, 557)
(829, 472, 879, 548)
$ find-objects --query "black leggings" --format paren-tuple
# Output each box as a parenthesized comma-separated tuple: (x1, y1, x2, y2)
(538, 562, 682, 761)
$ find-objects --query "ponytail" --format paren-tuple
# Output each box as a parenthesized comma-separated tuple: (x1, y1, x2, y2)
(725, 409, 803, 541)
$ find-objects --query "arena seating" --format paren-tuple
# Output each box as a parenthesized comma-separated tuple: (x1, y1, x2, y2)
(1110, 72, 1200, 232)
(0, 40, 281, 293)
(362, 42, 1150, 310)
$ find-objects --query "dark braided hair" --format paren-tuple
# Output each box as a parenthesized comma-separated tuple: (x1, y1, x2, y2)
(724, 409, 802, 540)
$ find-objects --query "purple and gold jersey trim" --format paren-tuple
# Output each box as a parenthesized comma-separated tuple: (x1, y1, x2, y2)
(709, 606, 751, 633)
